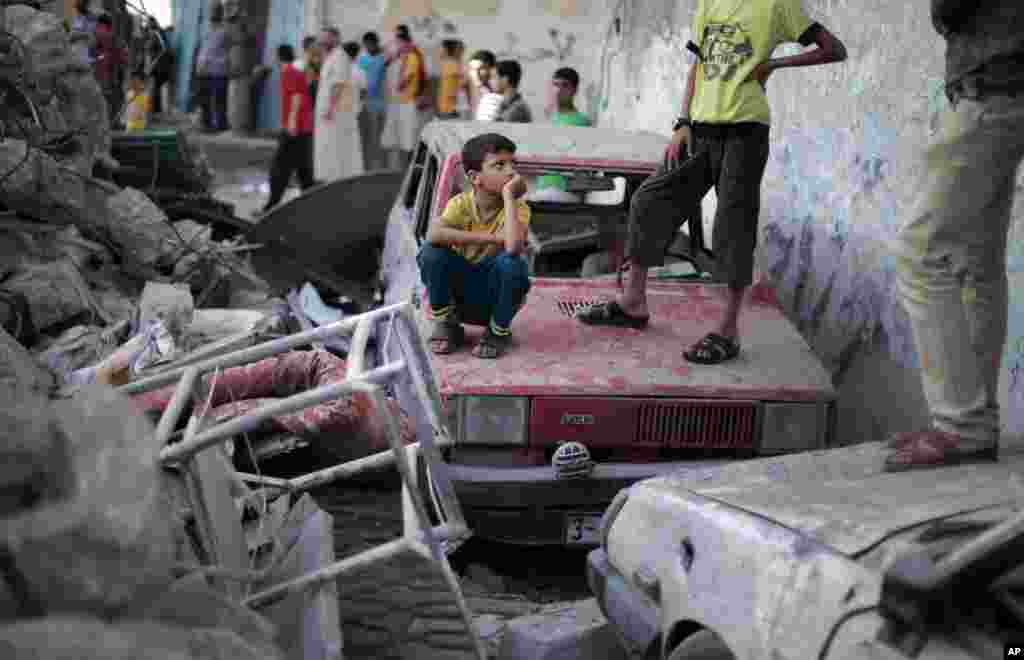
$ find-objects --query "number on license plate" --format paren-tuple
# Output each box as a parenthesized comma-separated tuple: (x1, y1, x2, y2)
(565, 514, 602, 545)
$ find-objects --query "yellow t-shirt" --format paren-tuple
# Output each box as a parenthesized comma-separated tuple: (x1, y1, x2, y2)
(439, 190, 531, 264)
(689, 0, 813, 125)
(437, 59, 463, 115)
(399, 50, 423, 104)
(124, 92, 150, 132)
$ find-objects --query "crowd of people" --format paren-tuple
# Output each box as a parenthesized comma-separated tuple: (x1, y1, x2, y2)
(68, 1, 175, 133)
(257, 22, 594, 216)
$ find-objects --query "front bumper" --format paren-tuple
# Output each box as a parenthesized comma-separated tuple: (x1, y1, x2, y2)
(446, 460, 727, 545)
(587, 548, 660, 658)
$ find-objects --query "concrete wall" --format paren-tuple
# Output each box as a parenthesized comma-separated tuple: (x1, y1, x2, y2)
(304, 0, 613, 121)
(595, 0, 1024, 444)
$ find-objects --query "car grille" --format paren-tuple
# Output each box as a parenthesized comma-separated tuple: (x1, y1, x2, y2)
(529, 397, 758, 451)
(636, 400, 757, 449)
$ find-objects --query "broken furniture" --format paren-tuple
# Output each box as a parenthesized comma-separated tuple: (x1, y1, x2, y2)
(119, 302, 487, 660)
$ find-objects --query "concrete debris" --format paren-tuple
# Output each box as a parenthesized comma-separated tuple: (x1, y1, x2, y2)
(497, 599, 628, 660)
(138, 281, 196, 348)
(5, 5, 112, 173)
(0, 326, 53, 391)
(34, 320, 132, 377)
(2, 260, 102, 332)
(0, 616, 283, 660)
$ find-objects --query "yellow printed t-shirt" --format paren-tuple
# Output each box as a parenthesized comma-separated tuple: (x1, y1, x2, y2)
(689, 0, 814, 125)
(399, 50, 423, 104)
(437, 59, 464, 115)
(440, 190, 531, 264)
(124, 92, 150, 132)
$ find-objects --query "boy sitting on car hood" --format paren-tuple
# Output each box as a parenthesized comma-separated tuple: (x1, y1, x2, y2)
(418, 133, 532, 359)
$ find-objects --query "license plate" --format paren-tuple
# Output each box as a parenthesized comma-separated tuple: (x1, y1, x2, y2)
(565, 514, 602, 546)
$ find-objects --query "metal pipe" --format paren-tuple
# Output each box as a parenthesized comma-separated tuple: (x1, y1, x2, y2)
(244, 537, 411, 608)
(159, 363, 404, 464)
(242, 522, 462, 609)
(120, 302, 409, 395)
(235, 473, 292, 491)
(153, 367, 198, 448)
(344, 314, 375, 379)
(286, 440, 448, 493)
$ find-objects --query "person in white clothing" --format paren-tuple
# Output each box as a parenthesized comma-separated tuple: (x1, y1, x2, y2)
(314, 28, 364, 182)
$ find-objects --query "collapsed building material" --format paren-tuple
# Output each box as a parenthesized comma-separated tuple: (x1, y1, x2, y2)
(139, 281, 196, 347)
(2, 260, 106, 332)
(0, 386, 177, 616)
(0, 615, 284, 660)
(134, 349, 416, 462)
(0, 325, 52, 391)
(252, 494, 344, 660)
(3, 5, 112, 175)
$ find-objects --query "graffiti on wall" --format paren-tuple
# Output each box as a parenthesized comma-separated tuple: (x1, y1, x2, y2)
(498, 27, 578, 63)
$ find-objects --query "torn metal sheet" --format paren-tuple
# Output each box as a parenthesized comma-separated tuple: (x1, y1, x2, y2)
(245, 172, 403, 296)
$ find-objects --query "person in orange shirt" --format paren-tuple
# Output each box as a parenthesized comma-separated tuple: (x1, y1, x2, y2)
(437, 39, 465, 119)
(380, 24, 425, 169)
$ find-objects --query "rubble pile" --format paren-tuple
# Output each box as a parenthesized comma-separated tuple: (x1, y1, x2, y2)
(0, 6, 414, 659)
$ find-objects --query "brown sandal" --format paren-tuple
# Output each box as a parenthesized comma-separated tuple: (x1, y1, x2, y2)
(883, 430, 998, 472)
(472, 328, 511, 359)
(429, 320, 464, 355)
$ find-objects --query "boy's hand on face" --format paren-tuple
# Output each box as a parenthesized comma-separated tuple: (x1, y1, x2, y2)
(503, 174, 527, 200)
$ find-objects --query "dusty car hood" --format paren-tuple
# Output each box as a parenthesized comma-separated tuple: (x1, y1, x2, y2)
(427, 278, 835, 400)
(645, 442, 1024, 556)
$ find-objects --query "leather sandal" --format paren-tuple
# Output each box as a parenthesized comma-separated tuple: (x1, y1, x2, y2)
(883, 430, 998, 472)
(429, 320, 464, 355)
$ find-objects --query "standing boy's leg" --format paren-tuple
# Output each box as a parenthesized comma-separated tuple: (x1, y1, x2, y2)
(685, 124, 770, 363)
(890, 95, 1024, 470)
(576, 154, 711, 326)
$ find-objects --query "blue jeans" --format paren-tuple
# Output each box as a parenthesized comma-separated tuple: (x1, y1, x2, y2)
(417, 245, 530, 329)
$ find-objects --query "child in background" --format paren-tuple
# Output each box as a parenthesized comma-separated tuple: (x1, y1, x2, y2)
(124, 71, 150, 132)
(437, 39, 465, 119)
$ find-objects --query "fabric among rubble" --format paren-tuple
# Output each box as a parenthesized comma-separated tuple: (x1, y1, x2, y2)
(134, 349, 416, 461)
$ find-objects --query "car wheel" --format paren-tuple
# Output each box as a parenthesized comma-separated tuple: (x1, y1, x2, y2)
(668, 630, 736, 660)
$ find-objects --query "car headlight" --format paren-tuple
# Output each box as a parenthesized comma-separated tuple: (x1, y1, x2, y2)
(759, 402, 831, 453)
(600, 488, 630, 549)
(455, 396, 529, 446)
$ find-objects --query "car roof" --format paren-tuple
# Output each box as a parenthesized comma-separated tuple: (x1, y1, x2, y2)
(419, 120, 668, 166)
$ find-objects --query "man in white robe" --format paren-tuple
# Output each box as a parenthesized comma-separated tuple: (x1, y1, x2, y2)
(314, 28, 364, 182)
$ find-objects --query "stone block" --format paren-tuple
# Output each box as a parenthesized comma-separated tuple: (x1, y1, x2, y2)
(497, 599, 628, 660)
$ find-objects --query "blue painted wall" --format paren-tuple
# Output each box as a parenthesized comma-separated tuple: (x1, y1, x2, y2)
(172, 0, 208, 112)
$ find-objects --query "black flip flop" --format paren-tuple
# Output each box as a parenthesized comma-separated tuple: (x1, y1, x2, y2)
(473, 328, 511, 359)
(684, 332, 740, 364)
(575, 301, 650, 329)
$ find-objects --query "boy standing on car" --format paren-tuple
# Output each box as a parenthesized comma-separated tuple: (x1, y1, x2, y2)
(577, 0, 846, 365)
(418, 134, 531, 360)
(885, 2, 1024, 471)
